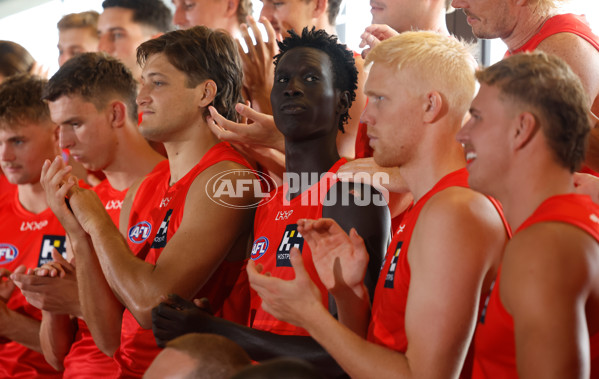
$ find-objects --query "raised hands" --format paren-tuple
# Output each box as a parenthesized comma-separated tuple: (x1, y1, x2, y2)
(40, 156, 107, 236)
(297, 218, 369, 299)
(238, 16, 280, 115)
(360, 24, 399, 59)
(207, 105, 285, 152)
(0, 266, 20, 302)
(247, 248, 324, 329)
(11, 249, 80, 316)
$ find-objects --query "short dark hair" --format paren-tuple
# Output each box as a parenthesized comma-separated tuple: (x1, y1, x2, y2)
(0, 41, 34, 79)
(0, 74, 50, 128)
(477, 52, 590, 172)
(43, 52, 138, 121)
(137, 26, 244, 122)
(102, 0, 172, 33)
(273, 27, 358, 132)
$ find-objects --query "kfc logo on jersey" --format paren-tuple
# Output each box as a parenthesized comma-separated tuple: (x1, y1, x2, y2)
(128, 221, 152, 244)
(275, 210, 293, 221)
(159, 197, 172, 208)
(151, 210, 172, 249)
(0, 244, 18, 265)
(384, 241, 402, 289)
(251, 237, 269, 261)
(20, 220, 49, 231)
(105, 200, 123, 210)
(38, 235, 67, 266)
(276, 224, 304, 267)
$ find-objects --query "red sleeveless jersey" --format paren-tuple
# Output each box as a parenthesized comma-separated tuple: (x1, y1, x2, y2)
(472, 194, 599, 379)
(367, 169, 469, 350)
(249, 158, 347, 336)
(505, 14, 599, 176)
(367, 169, 509, 353)
(115, 142, 253, 377)
(506, 14, 599, 56)
(0, 191, 65, 378)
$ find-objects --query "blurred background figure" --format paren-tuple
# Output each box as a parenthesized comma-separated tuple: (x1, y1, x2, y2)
(57, 10, 99, 67)
(172, 0, 252, 37)
(0, 40, 34, 83)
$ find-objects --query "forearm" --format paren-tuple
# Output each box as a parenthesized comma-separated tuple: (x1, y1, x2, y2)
(333, 284, 371, 338)
(39, 310, 76, 371)
(204, 318, 345, 378)
(304, 306, 413, 379)
(0, 310, 43, 352)
(85, 218, 159, 327)
(72, 235, 123, 355)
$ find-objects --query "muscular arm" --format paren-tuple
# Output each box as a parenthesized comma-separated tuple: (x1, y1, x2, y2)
(71, 162, 256, 329)
(40, 159, 123, 356)
(501, 223, 597, 378)
(323, 182, 390, 336)
(537, 33, 599, 171)
(253, 187, 506, 378)
(39, 311, 76, 371)
(0, 302, 43, 352)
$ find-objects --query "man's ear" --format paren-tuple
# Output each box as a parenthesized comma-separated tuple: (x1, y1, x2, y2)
(313, 0, 327, 19)
(198, 80, 218, 108)
(422, 91, 445, 123)
(226, 0, 239, 17)
(336, 90, 351, 117)
(512, 111, 539, 150)
(109, 101, 128, 129)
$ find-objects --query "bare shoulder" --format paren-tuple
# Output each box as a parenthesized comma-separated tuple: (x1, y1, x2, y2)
(186, 159, 259, 212)
(537, 32, 599, 94)
(410, 186, 506, 267)
(421, 186, 504, 231)
(501, 222, 599, 312)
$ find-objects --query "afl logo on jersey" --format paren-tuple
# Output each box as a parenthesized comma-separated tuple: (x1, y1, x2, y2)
(128, 221, 152, 244)
(251, 237, 269, 261)
(0, 244, 18, 265)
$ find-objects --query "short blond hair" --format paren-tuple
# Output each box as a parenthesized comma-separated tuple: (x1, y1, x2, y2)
(531, 0, 562, 15)
(365, 31, 477, 123)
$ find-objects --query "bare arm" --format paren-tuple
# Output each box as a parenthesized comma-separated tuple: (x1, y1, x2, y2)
(501, 223, 596, 378)
(537, 33, 599, 171)
(68, 162, 256, 329)
(40, 158, 123, 355)
(39, 311, 76, 371)
(249, 187, 505, 378)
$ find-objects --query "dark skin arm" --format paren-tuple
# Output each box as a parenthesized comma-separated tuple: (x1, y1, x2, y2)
(152, 182, 389, 378)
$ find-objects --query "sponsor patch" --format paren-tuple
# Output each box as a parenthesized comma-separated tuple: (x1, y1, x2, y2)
(151, 210, 172, 249)
(251, 237, 269, 261)
(384, 241, 402, 289)
(0, 244, 18, 265)
(128, 221, 152, 244)
(276, 224, 304, 267)
(38, 235, 67, 266)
